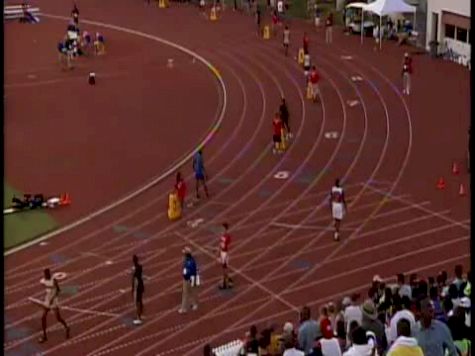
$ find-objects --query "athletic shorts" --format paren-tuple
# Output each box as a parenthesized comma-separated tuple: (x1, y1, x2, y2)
(220, 251, 229, 267)
(332, 202, 344, 220)
(273, 134, 282, 143)
(195, 172, 205, 180)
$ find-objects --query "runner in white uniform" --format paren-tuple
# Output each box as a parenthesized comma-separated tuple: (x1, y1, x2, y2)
(329, 179, 347, 241)
(35, 269, 70, 343)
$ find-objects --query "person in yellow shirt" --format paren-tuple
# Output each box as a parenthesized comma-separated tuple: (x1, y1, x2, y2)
(387, 319, 423, 356)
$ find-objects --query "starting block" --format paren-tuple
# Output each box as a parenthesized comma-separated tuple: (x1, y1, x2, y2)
(263, 25, 270, 40)
(298, 48, 305, 65)
(210, 6, 217, 21)
(167, 192, 181, 221)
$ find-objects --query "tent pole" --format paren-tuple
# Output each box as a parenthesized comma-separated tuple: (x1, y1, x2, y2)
(412, 7, 419, 45)
(379, 14, 382, 50)
(361, 9, 364, 44)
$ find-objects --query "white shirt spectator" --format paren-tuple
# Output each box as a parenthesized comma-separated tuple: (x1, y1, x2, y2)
(344, 305, 362, 334)
(398, 284, 412, 299)
(284, 347, 305, 356)
(319, 338, 342, 356)
(388, 310, 416, 344)
(342, 344, 374, 356)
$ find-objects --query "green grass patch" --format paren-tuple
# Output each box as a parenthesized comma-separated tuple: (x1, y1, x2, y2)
(4, 184, 58, 251)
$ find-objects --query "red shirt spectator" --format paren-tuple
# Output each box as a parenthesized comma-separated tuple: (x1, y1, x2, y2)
(320, 317, 333, 339)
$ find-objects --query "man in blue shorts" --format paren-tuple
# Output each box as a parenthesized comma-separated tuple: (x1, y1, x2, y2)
(192, 149, 209, 199)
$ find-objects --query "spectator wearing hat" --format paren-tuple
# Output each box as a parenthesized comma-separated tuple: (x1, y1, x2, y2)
(360, 299, 387, 355)
(386, 319, 423, 356)
(298, 306, 319, 355)
(179, 247, 199, 314)
(416, 299, 458, 356)
(388, 296, 416, 345)
(342, 327, 374, 356)
(280, 322, 297, 354)
(344, 294, 362, 338)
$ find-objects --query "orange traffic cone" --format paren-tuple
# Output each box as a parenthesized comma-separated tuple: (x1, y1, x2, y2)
(61, 193, 72, 205)
(459, 183, 466, 196)
(436, 177, 446, 190)
(452, 161, 460, 175)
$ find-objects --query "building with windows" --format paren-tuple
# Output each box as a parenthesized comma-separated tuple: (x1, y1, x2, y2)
(426, 0, 470, 64)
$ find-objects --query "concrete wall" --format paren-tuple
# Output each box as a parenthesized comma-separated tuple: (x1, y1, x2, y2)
(426, 0, 470, 63)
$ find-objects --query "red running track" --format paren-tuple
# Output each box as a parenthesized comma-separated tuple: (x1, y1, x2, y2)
(4, 1, 470, 355)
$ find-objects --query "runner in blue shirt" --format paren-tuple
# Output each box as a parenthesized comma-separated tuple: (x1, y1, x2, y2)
(192, 149, 209, 199)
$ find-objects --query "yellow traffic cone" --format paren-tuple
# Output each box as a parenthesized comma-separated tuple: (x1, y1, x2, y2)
(280, 128, 288, 151)
(168, 192, 182, 220)
(298, 48, 305, 65)
(263, 25, 270, 40)
(306, 82, 313, 100)
(210, 6, 217, 21)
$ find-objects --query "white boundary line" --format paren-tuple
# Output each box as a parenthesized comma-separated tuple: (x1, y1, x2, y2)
(4, 13, 228, 256)
(61, 306, 120, 318)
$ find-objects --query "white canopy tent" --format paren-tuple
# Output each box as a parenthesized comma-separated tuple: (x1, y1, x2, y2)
(360, 0, 417, 49)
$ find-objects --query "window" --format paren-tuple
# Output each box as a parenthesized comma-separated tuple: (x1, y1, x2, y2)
(445, 24, 455, 39)
(456, 27, 468, 43)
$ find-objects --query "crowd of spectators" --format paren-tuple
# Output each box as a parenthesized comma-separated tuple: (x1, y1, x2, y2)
(206, 264, 471, 356)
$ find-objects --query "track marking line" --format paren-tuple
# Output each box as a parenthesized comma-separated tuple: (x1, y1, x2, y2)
(61, 306, 119, 318)
(363, 183, 470, 230)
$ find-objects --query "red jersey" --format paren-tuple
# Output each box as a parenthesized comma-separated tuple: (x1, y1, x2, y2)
(220, 233, 231, 252)
(273, 119, 282, 136)
(320, 317, 333, 339)
(403, 57, 413, 74)
(175, 180, 186, 200)
(309, 70, 320, 84)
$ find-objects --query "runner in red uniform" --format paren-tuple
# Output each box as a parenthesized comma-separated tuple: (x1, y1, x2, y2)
(303, 32, 309, 53)
(272, 113, 283, 154)
(218, 223, 233, 289)
(175, 172, 187, 209)
(309, 66, 320, 103)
